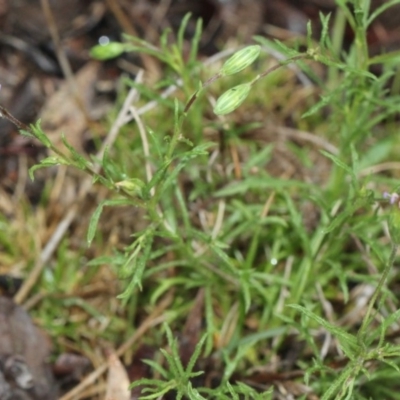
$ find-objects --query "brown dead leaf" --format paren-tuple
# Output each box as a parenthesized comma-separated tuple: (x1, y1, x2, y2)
(105, 350, 131, 400)
(39, 61, 100, 153)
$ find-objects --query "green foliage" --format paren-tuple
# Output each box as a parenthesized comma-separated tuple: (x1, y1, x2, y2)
(7, 2, 400, 399)
(130, 324, 206, 399)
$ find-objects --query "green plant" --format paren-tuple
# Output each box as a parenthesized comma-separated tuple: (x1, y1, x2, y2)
(3, 1, 400, 399)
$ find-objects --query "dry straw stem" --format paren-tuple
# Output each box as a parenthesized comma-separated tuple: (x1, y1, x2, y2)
(128, 104, 174, 233)
(128, 105, 153, 195)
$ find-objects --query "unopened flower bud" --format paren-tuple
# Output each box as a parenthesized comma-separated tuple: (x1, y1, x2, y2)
(115, 179, 145, 196)
(214, 83, 252, 115)
(221, 45, 261, 76)
(90, 42, 125, 60)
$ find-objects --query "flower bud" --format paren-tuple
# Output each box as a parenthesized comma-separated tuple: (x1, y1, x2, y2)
(90, 42, 125, 60)
(221, 45, 261, 76)
(214, 83, 251, 115)
(115, 179, 145, 196)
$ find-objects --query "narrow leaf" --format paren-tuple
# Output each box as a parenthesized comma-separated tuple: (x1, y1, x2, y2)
(87, 203, 104, 246)
(289, 304, 360, 358)
(30, 120, 52, 148)
(320, 150, 354, 175)
(29, 156, 69, 180)
(87, 199, 132, 246)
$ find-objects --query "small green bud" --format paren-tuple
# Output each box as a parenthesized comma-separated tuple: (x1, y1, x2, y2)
(90, 42, 125, 60)
(221, 45, 261, 76)
(214, 83, 251, 115)
(115, 178, 145, 196)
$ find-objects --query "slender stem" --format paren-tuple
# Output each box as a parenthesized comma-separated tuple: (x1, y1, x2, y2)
(258, 53, 309, 80)
(0, 104, 147, 207)
(0, 105, 30, 131)
(353, 0, 370, 72)
(184, 53, 310, 114)
(358, 243, 399, 342)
